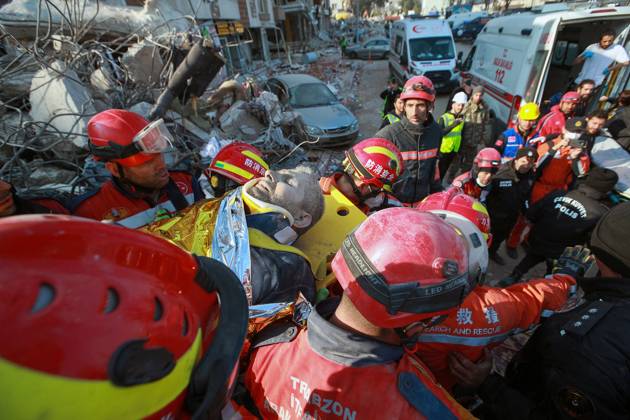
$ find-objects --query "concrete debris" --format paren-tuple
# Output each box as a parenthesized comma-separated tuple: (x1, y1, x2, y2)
(121, 41, 164, 85)
(89, 68, 116, 97)
(219, 100, 266, 142)
(28, 164, 76, 187)
(29, 61, 96, 149)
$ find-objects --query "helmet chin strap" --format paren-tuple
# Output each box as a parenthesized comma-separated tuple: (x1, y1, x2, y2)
(342, 172, 380, 204)
(115, 163, 160, 200)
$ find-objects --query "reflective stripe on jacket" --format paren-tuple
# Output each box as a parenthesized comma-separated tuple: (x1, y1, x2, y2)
(439, 113, 464, 153)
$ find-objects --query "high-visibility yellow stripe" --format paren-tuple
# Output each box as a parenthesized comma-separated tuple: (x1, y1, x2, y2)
(215, 160, 256, 180)
(0, 330, 202, 419)
(241, 150, 269, 170)
(363, 146, 402, 174)
(472, 201, 489, 216)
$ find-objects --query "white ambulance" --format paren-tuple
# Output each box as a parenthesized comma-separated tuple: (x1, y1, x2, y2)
(388, 17, 458, 92)
(459, 5, 630, 128)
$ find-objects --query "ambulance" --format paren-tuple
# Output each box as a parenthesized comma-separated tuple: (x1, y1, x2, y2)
(388, 17, 458, 92)
(459, 5, 630, 129)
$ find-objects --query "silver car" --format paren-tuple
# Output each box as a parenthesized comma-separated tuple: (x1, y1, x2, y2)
(265, 74, 359, 147)
(344, 37, 390, 60)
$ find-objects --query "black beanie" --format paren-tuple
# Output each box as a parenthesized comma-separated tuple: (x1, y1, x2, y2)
(585, 167, 619, 194)
(590, 202, 630, 277)
(514, 147, 538, 161)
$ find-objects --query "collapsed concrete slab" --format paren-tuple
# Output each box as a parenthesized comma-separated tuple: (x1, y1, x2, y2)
(29, 60, 96, 149)
(121, 41, 164, 85)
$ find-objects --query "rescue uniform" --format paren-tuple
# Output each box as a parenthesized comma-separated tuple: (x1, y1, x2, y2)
(485, 161, 536, 256)
(536, 105, 570, 138)
(375, 116, 443, 204)
(380, 111, 402, 129)
(531, 136, 590, 203)
(458, 99, 491, 174)
(416, 274, 576, 391)
(493, 126, 539, 161)
(379, 87, 401, 118)
(438, 111, 464, 180)
(68, 172, 202, 227)
(512, 184, 610, 277)
(478, 277, 630, 420)
(452, 171, 490, 203)
(12, 196, 69, 215)
(244, 298, 474, 419)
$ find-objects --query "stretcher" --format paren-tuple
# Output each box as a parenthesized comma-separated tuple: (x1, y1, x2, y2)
(591, 136, 630, 199)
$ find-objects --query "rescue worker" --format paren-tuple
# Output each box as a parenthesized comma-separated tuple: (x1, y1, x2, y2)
(485, 147, 538, 266)
(493, 103, 541, 161)
(319, 137, 404, 213)
(374, 76, 443, 205)
(581, 110, 608, 154)
(379, 77, 402, 121)
(531, 117, 591, 204)
(536, 91, 579, 137)
(573, 79, 596, 117)
(202, 142, 268, 198)
(243, 209, 475, 419)
(412, 191, 582, 394)
(438, 91, 467, 181)
(0, 215, 249, 419)
(68, 109, 203, 228)
(444, 77, 473, 115)
(605, 90, 630, 151)
(0, 179, 68, 217)
(502, 167, 618, 285)
(380, 90, 404, 128)
(478, 205, 630, 419)
(573, 28, 630, 88)
(452, 147, 502, 203)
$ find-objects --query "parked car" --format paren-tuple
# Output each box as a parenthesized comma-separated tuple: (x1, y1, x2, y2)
(344, 37, 390, 59)
(454, 16, 491, 41)
(264, 74, 359, 147)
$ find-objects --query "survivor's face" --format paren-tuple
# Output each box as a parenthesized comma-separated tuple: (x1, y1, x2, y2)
(560, 101, 577, 115)
(513, 156, 534, 173)
(118, 154, 169, 190)
(578, 83, 595, 99)
(472, 92, 483, 104)
(476, 171, 493, 186)
(452, 102, 465, 114)
(586, 117, 606, 135)
(518, 119, 535, 132)
(599, 35, 615, 50)
(405, 99, 429, 124)
(248, 169, 310, 215)
(394, 97, 405, 114)
(0, 180, 16, 217)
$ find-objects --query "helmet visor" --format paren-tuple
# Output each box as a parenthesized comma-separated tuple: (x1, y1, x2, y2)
(132, 119, 174, 154)
(407, 82, 436, 97)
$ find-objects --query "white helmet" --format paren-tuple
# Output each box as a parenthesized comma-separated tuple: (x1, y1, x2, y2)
(453, 92, 469, 105)
(427, 209, 489, 285)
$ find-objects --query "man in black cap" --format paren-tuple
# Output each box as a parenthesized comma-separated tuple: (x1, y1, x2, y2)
(501, 166, 618, 284)
(485, 147, 538, 265)
(473, 202, 630, 420)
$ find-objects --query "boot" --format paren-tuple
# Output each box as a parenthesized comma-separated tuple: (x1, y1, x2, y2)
(489, 252, 505, 266)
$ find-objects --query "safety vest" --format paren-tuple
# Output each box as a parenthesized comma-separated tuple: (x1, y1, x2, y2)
(385, 113, 401, 125)
(439, 113, 464, 153)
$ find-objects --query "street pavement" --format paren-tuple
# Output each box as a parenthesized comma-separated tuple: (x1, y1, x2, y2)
(352, 42, 546, 284)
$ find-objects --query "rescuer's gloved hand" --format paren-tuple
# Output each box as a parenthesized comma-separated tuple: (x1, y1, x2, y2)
(553, 245, 595, 277)
(582, 50, 594, 59)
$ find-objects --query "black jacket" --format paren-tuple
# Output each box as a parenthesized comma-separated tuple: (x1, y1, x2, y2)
(479, 277, 630, 420)
(374, 115, 443, 204)
(485, 162, 535, 230)
(606, 105, 630, 151)
(527, 184, 610, 257)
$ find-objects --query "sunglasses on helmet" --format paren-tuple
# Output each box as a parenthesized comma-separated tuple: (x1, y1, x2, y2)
(405, 82, 436, 97)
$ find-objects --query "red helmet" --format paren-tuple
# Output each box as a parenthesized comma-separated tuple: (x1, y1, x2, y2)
(332, 208, 471, 328)
(415, 188, 492, 244)
(400, 75, 436, 103)
(88, 109, 173, 167)
(0, 215, 247, 419)
(474, 147, 502, 171)
(344, 138, 404, 192)
(561, 91, 580, 103)
(207, 142, 269, 185)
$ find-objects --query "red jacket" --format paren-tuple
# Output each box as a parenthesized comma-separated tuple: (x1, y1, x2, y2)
(452, 172, 490, 203)
(536, 105, 570, 138)
(531, 137, 590, 203)
(416, 274, 576, 391)
(319, 173, 403, 213)
(69, 172, 197, 227)
(245, 299, 473, 419)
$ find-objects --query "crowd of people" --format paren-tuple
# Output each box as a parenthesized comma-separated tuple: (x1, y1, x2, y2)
(1, 37, 630, 419)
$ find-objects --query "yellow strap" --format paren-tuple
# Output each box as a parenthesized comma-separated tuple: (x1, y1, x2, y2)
(0, 331, 202, 419)
(242, 150, 269, 170)
(248, 228, 312, 267)
(215, 160, 256, 180)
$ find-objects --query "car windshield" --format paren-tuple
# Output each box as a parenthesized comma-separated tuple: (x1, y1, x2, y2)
(409, 37, 455, 61)
(289, 83, 338, 107)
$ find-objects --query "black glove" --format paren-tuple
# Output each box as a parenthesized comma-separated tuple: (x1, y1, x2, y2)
(552, 246, 595, 277)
